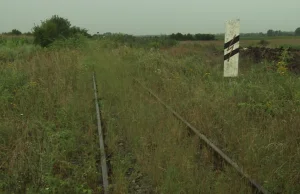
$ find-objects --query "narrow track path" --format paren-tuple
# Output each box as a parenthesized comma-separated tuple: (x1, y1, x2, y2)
(93, 72, 109, 194)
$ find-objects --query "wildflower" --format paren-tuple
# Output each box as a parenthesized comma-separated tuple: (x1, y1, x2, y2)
(155, 69, 161, 74)
(276, 61, 284, 67)
(276, 48, 290, 75)
(277, 65, 287, 75)
(266, 101, 272, 108)
(204, 72, 210, 77)
(29, 81, 37, 87)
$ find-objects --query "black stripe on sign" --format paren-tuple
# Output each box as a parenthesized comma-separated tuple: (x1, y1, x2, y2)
(224, 48, 239, 61)
(224, 35, 240, 49)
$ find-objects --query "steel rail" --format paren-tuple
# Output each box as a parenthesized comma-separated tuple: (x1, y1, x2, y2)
(133, 78, 269, 194)
(93, 72, 109, 194)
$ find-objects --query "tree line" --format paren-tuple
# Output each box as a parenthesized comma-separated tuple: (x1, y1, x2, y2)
(1, 17, 300, 46)
(1, 29, 32, 36)
(3, 28, 300, 38)
(267, 29, 295, 36)
(242, 28, 300, 37)
(168, 33, 215, 41)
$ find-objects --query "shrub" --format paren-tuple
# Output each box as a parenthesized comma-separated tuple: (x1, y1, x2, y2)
(24, 32, 33, 36)
(69, 26, 92, 38)
(169, 33, 215, 41)
(32, 15, 71, 47)
(258, 39, 270, 47)
(50, 33, 88, 49)
(11, 29, 22, 36)
(1, 29, 22, 36)
(295, 27, 300, 36)
(101, 33, 177, 49)
(32, 15, 91, 47)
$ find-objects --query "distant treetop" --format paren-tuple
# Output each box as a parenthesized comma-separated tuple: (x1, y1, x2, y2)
(295, 27, 300, 36)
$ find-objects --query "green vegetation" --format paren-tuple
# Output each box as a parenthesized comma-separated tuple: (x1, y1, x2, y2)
(258, 39, 270, 47)
(0, 36, 37, 63)
(90, 39, 300, 194)
(11, 29, 22, 36)
(295, 27, 300, 36)
(94, 33, 178, 49)
(1, 29, 23, 36)
(1, 15, 300, 193)
(0, 16, 101, 194)
(169, 33, 215, 41)
(267, 29, 294, 36)
(215, 27, 300, 40)
(32, 15, 91, 47)
(0, 46, 100, 193)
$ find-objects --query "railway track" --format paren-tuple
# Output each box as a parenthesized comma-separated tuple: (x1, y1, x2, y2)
(133, 78, 269, 194)
(92, 71, 269, 194)
(93, 72, 109, 194)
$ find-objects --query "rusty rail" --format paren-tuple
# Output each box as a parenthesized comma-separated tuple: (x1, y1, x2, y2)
(133, 78, 269, 194)
(93, 72, 109, 194)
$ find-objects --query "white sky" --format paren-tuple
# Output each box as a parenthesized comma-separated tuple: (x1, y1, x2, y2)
(0, 0, 299, 35)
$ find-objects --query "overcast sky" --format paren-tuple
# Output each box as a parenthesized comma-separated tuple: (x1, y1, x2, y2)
(0, 0, 299, 35)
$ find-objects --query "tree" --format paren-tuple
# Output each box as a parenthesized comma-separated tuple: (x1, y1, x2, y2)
(295, 27, 300, 36)
(24, 32, 33, 36)
(11, 29, 22, 35)
(32, 15, 91, 47)
(267, 29, 274, 36)
(32, 15, 72, 47)
(69, 26, 91, 38)
(175, 33, 184, 41)
(186, 33, 194, 41)
(194, 33, 215, 40)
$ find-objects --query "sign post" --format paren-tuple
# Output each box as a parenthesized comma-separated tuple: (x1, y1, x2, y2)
(224, 19, 240, 77)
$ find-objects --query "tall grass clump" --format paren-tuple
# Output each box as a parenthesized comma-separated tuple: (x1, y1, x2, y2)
(0, 36, 39, 63)
(99, 33, 178, 49)
(0, 41, 102, 193)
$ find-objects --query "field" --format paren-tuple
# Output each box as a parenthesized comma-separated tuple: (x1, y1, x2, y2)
(182, 36, 300, 49)
(1, 35, 300, 194)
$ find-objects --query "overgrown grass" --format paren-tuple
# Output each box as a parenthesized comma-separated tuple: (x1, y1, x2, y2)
(0, 36, 39, 63)
(0, 41, 102, 193)
(216, 35, 300, 41)
(90, 41, 300, 193)
(95, 34, 178, 49)
(184, 36, 300, 49)
(0, 36, 34, 47)
(1, 35, 299, 193)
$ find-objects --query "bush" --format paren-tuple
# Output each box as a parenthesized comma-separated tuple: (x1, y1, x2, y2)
(169, 33, 215, 41)
(1, 29, 22, 36)
(11, 29, 22, 36)
(24, 32, 33, 36)
(295, 27, 300, 36)
(101, 33, 177, 49)
(258, 39, 270, 47)
(50, 33, 88, 49)
(32, 15, 91, 47)
(69, 27, 92, 38)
